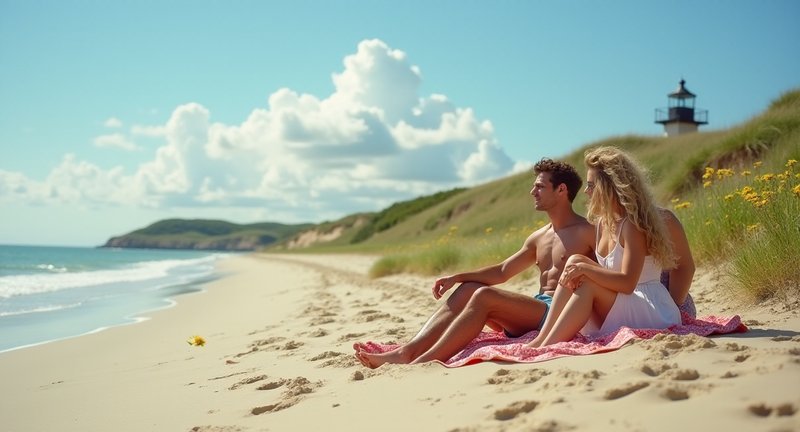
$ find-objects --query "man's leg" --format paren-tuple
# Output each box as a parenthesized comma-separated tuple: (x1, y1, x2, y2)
(410, 287, 547, 364)
(355, 282, 486, 368)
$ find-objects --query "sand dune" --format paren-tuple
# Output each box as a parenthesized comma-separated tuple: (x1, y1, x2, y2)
(1, 253, 798, 431)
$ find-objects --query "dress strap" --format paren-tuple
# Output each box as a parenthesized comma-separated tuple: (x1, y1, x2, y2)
(615, 217, 627, 242)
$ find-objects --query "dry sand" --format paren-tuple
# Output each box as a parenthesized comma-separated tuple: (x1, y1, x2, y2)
(1, 253, 798, 431)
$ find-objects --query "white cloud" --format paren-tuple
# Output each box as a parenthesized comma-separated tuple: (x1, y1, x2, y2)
(93, 133, 140, 151)
(1, 39, 520, 222)
(104, 117, 123, 128)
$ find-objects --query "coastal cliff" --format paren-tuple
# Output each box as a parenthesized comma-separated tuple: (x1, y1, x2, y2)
(102, 219, 312, 251)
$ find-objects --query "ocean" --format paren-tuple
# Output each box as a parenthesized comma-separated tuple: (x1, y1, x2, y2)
(0, 244, 229, 353)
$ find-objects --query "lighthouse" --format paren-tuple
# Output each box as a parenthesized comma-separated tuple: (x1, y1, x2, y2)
(655, 79, 708, 136)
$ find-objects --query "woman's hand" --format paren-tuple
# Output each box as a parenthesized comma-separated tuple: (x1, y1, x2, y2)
(559, 261, 584, 291)
(432, 276, 456, 299)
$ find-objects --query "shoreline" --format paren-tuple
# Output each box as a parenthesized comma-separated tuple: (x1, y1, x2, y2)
(1, 253, 798, 431)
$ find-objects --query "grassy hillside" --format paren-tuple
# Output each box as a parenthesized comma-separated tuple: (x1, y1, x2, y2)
(281, 88, 800, 301)
(104, 219, 313, 251)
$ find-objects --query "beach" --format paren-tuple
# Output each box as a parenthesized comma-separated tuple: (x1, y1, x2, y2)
(1, 253, 798, 431)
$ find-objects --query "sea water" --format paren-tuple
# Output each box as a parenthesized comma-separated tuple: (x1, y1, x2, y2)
(0, 244, 230, 353)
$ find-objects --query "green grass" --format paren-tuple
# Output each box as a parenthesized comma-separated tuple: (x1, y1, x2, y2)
(275, 88, 800, 302)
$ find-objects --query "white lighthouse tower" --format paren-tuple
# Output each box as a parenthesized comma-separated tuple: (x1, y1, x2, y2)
(655, 79, 708, 137)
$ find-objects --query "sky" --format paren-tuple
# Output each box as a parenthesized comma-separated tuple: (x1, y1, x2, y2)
(1, 1, 798, 247)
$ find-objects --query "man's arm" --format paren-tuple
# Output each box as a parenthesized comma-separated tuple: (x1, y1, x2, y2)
(431, 229, 541, 299)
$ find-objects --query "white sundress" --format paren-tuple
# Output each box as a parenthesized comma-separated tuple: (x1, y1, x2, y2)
(582, 219, 681, 337)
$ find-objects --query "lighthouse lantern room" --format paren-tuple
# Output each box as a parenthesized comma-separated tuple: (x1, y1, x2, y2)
(655, 79, 708, 136)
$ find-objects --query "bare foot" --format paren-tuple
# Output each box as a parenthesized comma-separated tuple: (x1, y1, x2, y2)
(352, 344, 411, 369)
(527, 336, 544, 348)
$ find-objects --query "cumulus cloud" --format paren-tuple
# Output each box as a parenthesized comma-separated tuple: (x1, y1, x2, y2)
(104, 117, 123, 128)
(93, 133, 140, 151)
(1, 39, 521, 221)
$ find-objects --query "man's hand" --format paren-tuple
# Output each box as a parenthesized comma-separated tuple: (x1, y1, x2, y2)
(432, 276, 457, 300)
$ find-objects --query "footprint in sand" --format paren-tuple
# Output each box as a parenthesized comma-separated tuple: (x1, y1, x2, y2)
(748, 402, 798, 417)
(250, 376, 324, 416)
(666, 368, 700, 381)
(661, 387, 690, 401)
(493, 400, 538, 420)
(603, 382, 649, 400)
(486, 368, 551, 386)
(228, 374, 268, 390)
(356, 309, 392, 323)
(640, 362, 675, 377)
(308, 351, 359, 368)
(190, 426, 245, 432)
(337, 332, 367, 342)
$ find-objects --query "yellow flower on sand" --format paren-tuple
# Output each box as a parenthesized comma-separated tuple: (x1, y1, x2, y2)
(187, 335, 206, 347)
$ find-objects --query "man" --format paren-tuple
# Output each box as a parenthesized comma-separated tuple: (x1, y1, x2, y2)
(354, 158, 596, 367)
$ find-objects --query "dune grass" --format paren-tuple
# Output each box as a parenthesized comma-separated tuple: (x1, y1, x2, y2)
(364, 89, 800, 301)
(672, 156, 800, 300)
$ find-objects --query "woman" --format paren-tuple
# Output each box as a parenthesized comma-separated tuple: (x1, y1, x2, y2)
(528, 146, 681, 347)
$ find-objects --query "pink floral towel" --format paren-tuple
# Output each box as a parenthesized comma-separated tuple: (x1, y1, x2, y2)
(357, 314, 747, 368)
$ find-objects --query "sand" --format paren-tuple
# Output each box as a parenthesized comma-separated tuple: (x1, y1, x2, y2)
(1, 253, 798, 431)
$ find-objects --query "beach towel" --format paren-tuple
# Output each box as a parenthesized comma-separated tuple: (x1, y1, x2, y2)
(356, 313, 747, 368)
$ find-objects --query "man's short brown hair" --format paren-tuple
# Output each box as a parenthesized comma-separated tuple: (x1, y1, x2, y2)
(533, 158, 583, 202)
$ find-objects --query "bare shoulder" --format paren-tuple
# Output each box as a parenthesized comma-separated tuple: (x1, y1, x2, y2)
(566, 216, 595, 242)
(524, 223, 552, 246)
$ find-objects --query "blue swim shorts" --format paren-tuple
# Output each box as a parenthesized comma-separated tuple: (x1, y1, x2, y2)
(504, 293, 553, 337)
(533, 293, 553, 330)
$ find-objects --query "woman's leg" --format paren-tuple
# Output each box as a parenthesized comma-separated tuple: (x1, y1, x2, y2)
(410, 287, 547, 364)
(539, 280, 617, 346)
(355, 282, 487, 368)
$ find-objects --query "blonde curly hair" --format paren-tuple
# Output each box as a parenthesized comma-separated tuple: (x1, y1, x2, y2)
(584, 146, 676, 269)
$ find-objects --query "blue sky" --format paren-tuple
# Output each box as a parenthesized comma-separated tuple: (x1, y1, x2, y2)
(1, 0, 798, 246)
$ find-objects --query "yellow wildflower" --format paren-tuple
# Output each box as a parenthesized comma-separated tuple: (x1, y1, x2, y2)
(740, 170, 751, 177)
(793, 184, 800, 196)
(702, 167, 714, 181)
(787, 159, 797, 168)
(716, 168, 734, 179)
(753, 199, 768, 208)
(703, 181, 712, 188)
(485, 227, 494, 234)
(724, 193, 735, 201)
(704, 219, 712, 226)
(754, 161, 763, 168)
(187, 335, 206, 347)
(740, 186, 755, 195)
(674, 201, 691, 210)
(746, 223, 761, 233)
(759, 173, 775, 182)
(670, 197, 680, 203)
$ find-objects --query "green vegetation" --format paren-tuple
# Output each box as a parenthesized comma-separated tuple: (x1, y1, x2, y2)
(351, 188, 466, 243)
(323, 88, 800, 302)
(104, 219, 312, 251)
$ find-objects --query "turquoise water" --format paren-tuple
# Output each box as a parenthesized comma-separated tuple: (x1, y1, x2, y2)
(0, 245, 229, 353)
